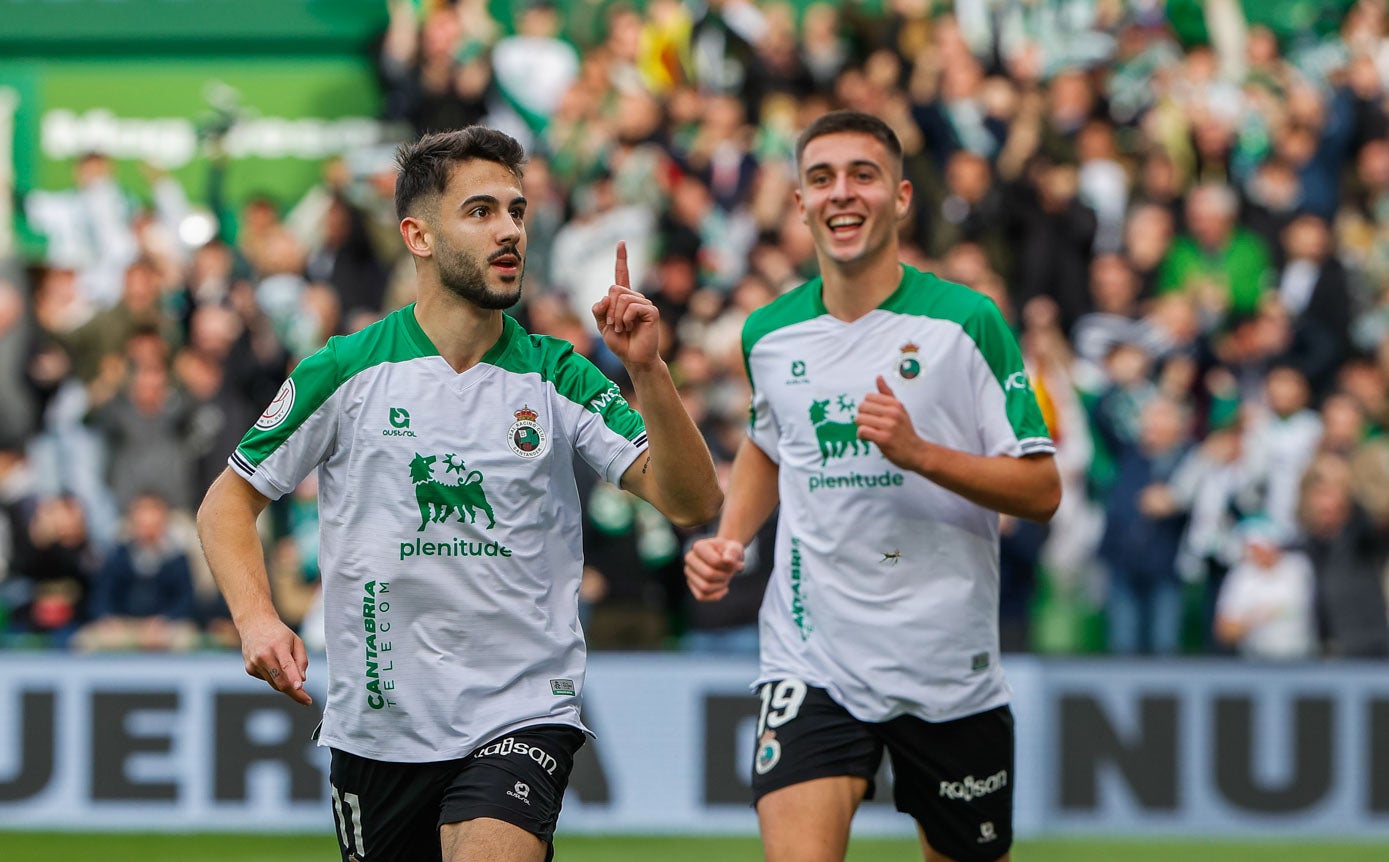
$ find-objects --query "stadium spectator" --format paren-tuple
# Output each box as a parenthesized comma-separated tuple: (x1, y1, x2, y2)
(1274, 214, 1354, 398)
(1095, 394, 1194, 656)
(1299, 452, 1389, 657)
(1159, 183, 1273, 323)
(87, 348, 200, 513)
(1214, 519, 1318, 659)
(75, 491, 198, 652)
(1246, 364, 1324, 535)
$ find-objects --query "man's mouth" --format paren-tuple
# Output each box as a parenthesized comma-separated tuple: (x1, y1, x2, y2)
(827, 214, 865, 238)
(489, 248, 521, 272)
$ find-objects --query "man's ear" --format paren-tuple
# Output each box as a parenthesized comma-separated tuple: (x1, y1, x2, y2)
(896, 179, 913, 220)
(400, 216, 433, 260)
(795, 188, 807, 224)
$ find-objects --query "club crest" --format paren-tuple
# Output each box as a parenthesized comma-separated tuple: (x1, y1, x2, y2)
(508, 405, 547, 458)
(896, 341, 922, 381)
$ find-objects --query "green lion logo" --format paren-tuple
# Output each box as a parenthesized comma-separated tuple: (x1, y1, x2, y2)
(809, 397, 872, 465)
(409, 452, 496, 531)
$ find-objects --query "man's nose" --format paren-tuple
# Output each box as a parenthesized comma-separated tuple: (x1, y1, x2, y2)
(830, 172, 853, 201)
(497, 218, 522, 245)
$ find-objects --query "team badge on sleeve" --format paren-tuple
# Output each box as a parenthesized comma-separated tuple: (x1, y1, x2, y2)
(895, 342, 922, 381)
(508, 405, 547, 458)
(255, 379, 296, 429)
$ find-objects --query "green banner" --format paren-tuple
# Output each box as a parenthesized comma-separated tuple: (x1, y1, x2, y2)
(0, 0, 385, 55)
(0, 57, 386, 240)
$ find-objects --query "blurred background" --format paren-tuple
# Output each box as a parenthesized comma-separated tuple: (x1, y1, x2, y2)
(1, 0, 1388, 858)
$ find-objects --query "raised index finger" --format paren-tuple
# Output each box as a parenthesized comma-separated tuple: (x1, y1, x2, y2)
(614, 241, 630, 289)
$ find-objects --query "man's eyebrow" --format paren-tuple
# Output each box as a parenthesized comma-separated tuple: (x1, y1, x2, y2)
(804, 159, 884, 174)
(459, 194, 528, 209)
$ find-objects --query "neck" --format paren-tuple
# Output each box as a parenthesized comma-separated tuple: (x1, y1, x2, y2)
(818, 250, 903, 322)
(413, 281, 506, 372)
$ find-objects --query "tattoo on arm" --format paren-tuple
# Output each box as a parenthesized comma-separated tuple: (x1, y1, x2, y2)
(641, 456, 651, 475)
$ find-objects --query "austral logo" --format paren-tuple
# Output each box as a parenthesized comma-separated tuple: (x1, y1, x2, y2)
(786, 359, 810, 385)
(508, 405, 547, 458)
(896, 341, 922, 381)
(384, 406, 417, 437)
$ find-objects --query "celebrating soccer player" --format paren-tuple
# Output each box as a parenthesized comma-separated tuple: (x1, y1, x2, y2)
(199, 126, 721, 862)
(684, 111, 1061, 862)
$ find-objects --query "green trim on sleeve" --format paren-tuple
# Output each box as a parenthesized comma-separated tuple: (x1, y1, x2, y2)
(489, 316, 646, 440)
(886, 267, 1050, 442)
(236, 305, 436, 465)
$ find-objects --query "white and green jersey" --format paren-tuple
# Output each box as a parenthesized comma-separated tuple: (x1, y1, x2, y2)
(743, 265, 1053, 724)
(230, 306, 647, 762)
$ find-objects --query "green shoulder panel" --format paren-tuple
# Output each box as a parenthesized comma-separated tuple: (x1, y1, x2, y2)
(741, 276, 826, 384)
(489, 316, 645, 440)
(236, 305, 435, 465)
(887, 267, 1050, 442)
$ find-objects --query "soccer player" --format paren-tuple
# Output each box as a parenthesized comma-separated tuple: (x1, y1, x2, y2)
(684, 111, 1061, 862)
(198, 127, 721, 862)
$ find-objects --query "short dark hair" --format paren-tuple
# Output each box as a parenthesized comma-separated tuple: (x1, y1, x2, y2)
(394, 127, 527, 220)
(795, 111, 903, 175)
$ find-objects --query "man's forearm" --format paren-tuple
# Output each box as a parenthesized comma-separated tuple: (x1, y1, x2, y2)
(626, 360, 723, 527)
(197, 470, 278, 627)
(912, 446, 1061, 523)
(715, 438, 780, 546)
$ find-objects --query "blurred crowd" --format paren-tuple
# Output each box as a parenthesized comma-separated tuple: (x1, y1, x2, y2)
(3, 0, 1389, 660)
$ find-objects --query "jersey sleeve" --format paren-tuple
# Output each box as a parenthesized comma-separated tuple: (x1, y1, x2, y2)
(555, 350, 647, 486)
(743, 336, 782, 464)
(967, 299, 1055, 458)
(228, 342, 342, 500)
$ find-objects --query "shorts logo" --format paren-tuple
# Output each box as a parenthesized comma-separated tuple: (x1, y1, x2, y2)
(939, 769, 1009, 802)
(507, 781, 532, 805)
(978, 821, 997, 843)
(754, 730, 781, 775)
(255, 379, 295, 430)
(475, 736, 559, 775)
(508, 405, 547, 458)
(896, 341, 921, 381)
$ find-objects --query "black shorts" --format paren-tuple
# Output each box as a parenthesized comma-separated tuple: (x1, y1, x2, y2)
(328, 724, 586, 862)
(750, 680, 1014, 862)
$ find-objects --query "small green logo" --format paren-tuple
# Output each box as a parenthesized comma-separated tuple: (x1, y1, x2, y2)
(390, 407, 411, 428)
(791, 360, 806, 378)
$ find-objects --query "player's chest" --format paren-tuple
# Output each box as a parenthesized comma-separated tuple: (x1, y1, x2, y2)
(335, 369, 566, 482)
(757, 322, 970, 435)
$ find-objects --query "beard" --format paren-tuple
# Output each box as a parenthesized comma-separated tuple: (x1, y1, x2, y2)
(435, 238, 525, 310)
